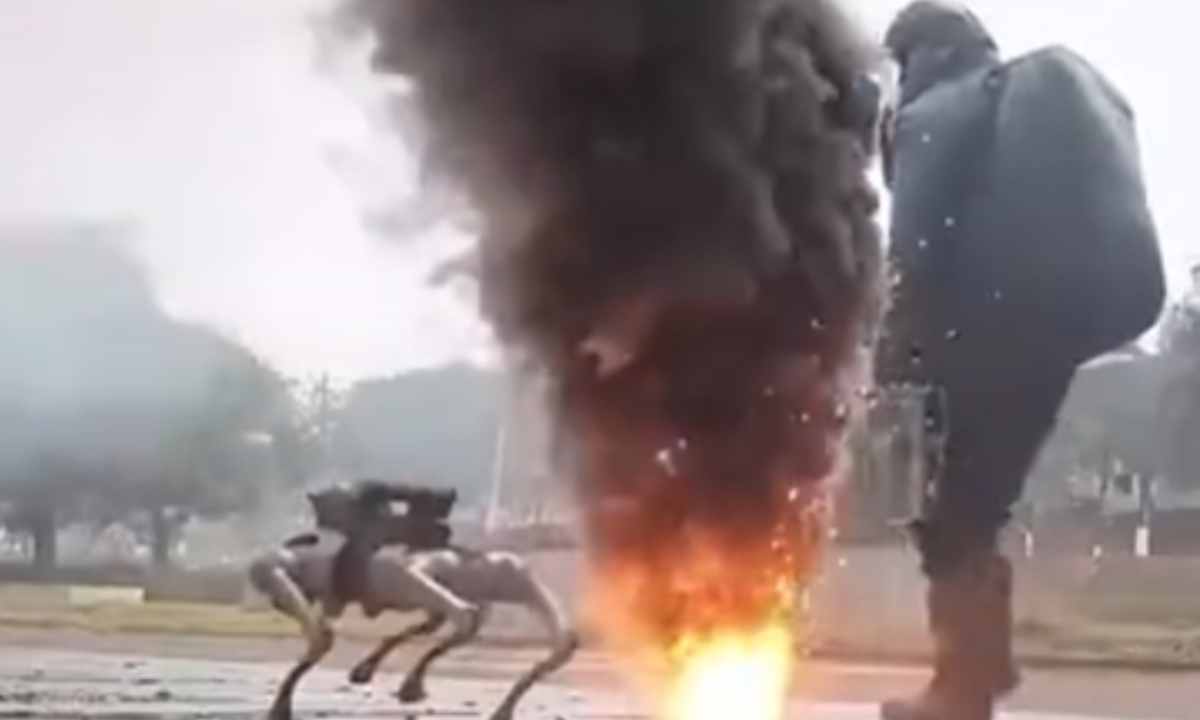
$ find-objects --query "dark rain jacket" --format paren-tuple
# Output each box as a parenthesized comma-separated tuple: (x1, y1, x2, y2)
(877, 2, 1164, 388)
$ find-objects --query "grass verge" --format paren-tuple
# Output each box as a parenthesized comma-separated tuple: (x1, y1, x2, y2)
(0, 601, 409, 641)
(2, 598, 1200, 670)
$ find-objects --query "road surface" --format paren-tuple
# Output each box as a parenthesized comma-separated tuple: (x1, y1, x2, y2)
(0, 628, 1191, 720)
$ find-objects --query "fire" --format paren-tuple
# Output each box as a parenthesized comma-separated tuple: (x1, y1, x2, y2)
(587, 520, 814, 720)
(582, 473, 834, 720)
(664, 624, 794, 720)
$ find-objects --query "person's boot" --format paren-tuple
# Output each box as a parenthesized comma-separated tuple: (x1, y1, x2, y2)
(880, 552, 1019, 720)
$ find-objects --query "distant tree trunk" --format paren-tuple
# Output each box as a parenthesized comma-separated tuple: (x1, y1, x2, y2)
(1136, 474, 1156, 555)
(28, 504, 57, 575)
(149, 505, 173, 569)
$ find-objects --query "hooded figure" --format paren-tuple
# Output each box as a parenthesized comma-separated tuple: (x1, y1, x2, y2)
(877, 3, 1165, 720)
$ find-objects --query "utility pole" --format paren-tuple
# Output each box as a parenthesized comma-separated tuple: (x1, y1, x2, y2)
(485, 411, 509, 532)
(309, 373, 337, 484)
(485, 363, 514, 532)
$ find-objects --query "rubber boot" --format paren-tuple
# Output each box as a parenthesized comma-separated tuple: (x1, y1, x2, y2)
(880, 552, 1019, 720)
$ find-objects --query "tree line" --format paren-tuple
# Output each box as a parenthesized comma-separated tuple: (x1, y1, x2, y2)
(0, 225, 505, 572)
(10, 224, 1198, 566)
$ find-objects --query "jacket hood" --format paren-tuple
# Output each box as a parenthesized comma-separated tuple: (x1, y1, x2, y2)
(885, 1, 999, 104)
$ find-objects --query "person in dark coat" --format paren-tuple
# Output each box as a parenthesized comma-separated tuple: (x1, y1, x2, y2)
(308, 479, 457, 611)
(877, 2, 1164, 719)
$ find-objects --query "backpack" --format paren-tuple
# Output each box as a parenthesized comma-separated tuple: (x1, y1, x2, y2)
(970, 46, 1165, 364)
(882, 46, 1165, 380)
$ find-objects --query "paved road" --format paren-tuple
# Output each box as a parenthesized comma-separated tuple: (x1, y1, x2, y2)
(0, 649, 633, 720)
(0, 634, 1192, 720)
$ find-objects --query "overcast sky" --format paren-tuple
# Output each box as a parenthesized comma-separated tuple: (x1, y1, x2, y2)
(0, 0, 1191, 380)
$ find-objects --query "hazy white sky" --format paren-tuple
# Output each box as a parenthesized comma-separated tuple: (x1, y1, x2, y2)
(0, 0, 1192, 380)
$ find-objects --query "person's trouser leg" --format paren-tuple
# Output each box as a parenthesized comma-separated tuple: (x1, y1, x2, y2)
(881, 371, 1070, 720)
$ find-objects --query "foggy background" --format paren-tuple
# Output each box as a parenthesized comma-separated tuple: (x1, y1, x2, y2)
(0, 0, 1196, 576)
(0, 0, 1193, 383)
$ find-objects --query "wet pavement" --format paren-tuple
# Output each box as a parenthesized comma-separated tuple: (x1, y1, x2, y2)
(0, 646, 1183, 720)
(0, 649, 636, 720)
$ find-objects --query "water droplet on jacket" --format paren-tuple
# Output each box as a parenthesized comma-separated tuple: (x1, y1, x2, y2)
(654, 448, 676, 475)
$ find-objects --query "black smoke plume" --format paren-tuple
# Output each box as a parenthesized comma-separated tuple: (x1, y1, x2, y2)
(340, 0, 882, 645)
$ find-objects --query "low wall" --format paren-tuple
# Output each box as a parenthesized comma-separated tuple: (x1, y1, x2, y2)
(0, 561, 144, 586)
(0, 582, 144, 609)
(13, 548, 1200, 651)
(143, 567, 246, 605)
(361, 547, 1186, 647)
(466, 548, 1200, 647)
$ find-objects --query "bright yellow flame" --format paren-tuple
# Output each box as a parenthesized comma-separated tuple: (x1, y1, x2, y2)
(664, 624, 794, 720)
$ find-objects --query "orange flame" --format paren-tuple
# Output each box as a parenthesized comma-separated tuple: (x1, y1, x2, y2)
(664, 622, 794, 720)
(586, 496, 828, 720)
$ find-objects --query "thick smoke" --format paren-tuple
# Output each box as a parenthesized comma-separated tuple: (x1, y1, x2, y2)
(343, 0, 882, 645)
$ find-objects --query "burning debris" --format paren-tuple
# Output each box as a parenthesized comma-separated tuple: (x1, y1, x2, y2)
(339, 0, 882, 715)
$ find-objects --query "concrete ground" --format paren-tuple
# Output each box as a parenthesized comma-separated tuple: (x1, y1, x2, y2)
(0, 627, 1192, 720)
